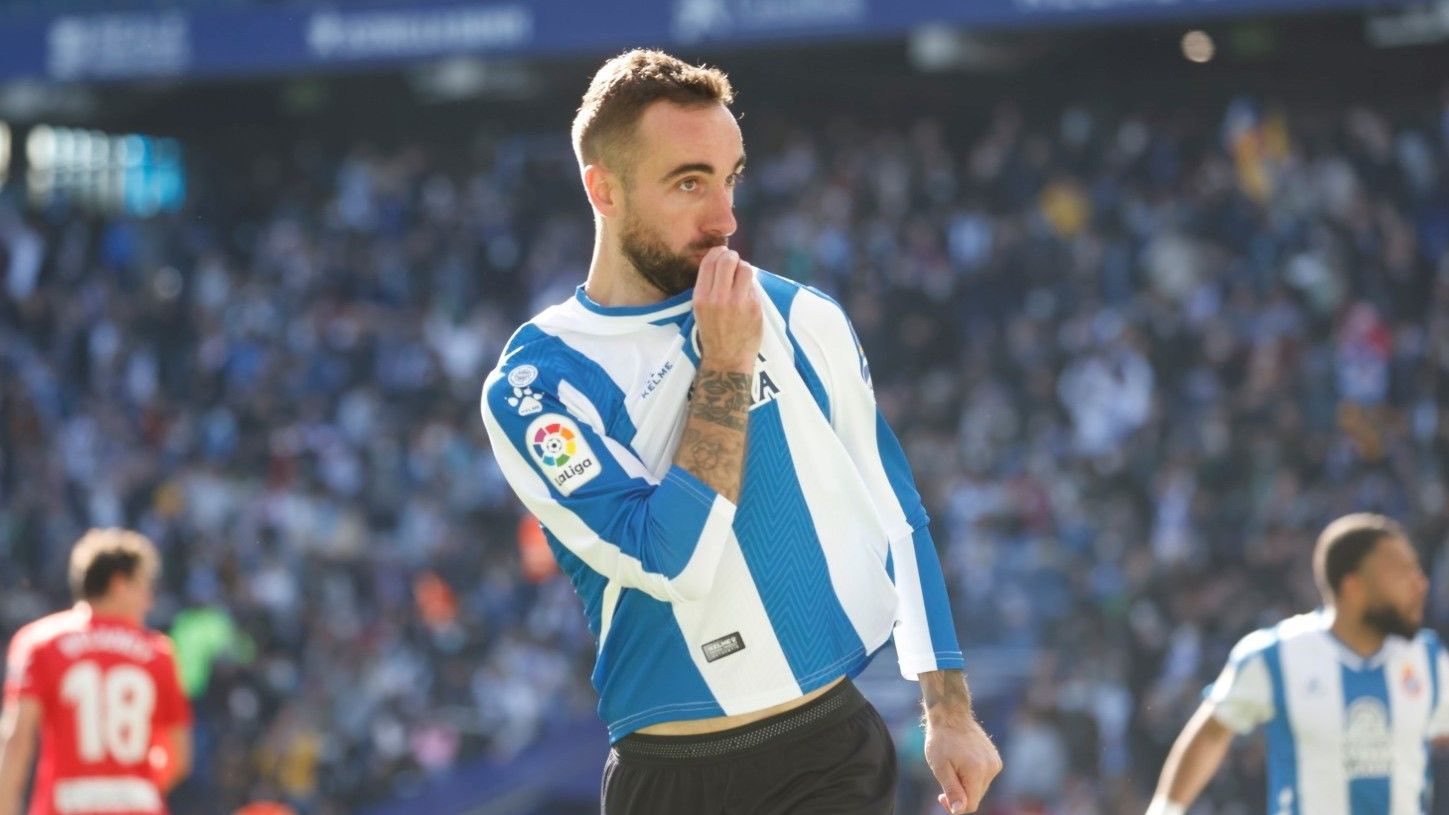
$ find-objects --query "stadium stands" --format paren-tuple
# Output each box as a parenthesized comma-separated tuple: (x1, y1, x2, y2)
(2, 72, 1447, 813)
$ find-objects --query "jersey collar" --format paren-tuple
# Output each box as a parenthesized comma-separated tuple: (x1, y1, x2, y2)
(573, 285, 694, 320)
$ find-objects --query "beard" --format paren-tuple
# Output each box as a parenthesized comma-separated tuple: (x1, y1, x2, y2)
(1362, 602, 1420, 640)
(620, 210, 725, 297)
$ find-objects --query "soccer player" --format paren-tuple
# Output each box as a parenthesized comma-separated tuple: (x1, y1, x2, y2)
(1148, 513, 1447, 815)
(481, 48, 1000, 814)
(0, 529, 192, 815)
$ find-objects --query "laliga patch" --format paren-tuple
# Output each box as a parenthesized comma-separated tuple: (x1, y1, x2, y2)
(526, 414, 601, 496)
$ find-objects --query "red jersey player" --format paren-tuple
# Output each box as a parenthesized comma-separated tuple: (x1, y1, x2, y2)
(0, 529, 192, 815)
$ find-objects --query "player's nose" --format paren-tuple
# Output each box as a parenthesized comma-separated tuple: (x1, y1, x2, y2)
(700, 184, 736, 238)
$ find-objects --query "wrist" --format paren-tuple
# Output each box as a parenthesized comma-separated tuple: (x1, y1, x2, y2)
(1146, 796, 1186, 815)
(699, 357, 755, 376)
(920, 669, 975, 728)
(924, 702, 977, 730)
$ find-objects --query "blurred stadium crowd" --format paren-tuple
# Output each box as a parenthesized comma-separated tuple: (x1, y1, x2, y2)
(3, 84, 1449, 813)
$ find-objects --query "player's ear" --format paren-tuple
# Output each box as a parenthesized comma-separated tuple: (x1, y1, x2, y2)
(583, 163, 620, 218)
(1339, 571, 1364, 605)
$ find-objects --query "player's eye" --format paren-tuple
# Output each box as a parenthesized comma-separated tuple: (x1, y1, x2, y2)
(726, 172, 743, 187)
(678, 178, 699, 192)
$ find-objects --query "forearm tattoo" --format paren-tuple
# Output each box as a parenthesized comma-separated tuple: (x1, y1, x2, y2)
(691, 370, 752, 431)
(920, 670, 974, 725)
(675, 368, 751, 503)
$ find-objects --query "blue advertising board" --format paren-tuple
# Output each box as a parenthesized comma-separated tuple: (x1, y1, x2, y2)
(0, 0, 1410, 82)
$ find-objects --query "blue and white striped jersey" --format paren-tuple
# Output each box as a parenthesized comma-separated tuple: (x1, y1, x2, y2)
(480, 270, 964, 741)
(1207, 611, 1449, 815)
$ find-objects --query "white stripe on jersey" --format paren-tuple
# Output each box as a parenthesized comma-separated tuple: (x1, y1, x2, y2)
(1276, 616, 1351, 814)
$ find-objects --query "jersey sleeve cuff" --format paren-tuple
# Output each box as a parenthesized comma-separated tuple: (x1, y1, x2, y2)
(897, 651, 966, 681)
(659, 465, 733, 512)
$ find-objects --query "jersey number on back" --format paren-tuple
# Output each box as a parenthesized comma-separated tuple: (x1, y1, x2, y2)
(60, 661, 156, 765)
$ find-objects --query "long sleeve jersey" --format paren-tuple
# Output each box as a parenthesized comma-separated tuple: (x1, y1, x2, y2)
(480, 269, 963, 740)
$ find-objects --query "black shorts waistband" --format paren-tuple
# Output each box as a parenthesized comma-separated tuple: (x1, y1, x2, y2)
(613, 679, 866, 762)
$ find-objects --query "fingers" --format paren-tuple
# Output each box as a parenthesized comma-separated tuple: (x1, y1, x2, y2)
(935, 760, 1000, 814)
(694, 245, 728, 300)
(964, 766, 996, 811)
(933, 767, 969, 814)
(969, 746, 1003, 809)
(958, 756, 1001, 814)
(691, 247, 760, 373)
(732, 257, 755, 296)
(714, 250, 742, 299)
(697, 249, 752, 310)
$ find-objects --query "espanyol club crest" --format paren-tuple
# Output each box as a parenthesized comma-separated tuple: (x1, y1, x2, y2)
(1402, 664, 1424, 698)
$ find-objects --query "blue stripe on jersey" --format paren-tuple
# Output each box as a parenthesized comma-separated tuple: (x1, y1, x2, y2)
(504, 324, 640, 447)
(595, 588, 725, 739)
(649, 312, 691, 328)
(758, 273, 831, 421)
(1427, 634, 1442, 813)
(911, 527, 963, 667)
(733, 399, 866, 687)
(1263, 641, 1301, 815)
(546, 531, 608, 641)
(875, 412, 930, 530)
(1428, 633, 1442, 715)
(674, 313, 702, 369)
(1340, 663, 1392, 814)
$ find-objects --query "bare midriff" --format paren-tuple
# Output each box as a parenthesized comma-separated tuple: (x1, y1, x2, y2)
(635, 676, 846, 736)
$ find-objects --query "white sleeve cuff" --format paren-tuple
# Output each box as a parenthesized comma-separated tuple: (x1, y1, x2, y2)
(1145, 797, 1186, 815)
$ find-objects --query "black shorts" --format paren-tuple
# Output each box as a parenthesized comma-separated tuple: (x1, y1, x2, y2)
(601, 679, 898, 815)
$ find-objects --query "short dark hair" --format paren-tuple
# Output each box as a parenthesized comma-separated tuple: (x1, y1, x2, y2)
(1313, 513, 1407, 601)
(571, 48, 734, 176)
(68, 528, 159, 601)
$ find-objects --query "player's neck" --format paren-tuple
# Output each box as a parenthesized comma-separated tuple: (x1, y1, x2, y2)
(584, 237, 667, 308)
(1327, 607, 1387, 658)
(82, 599, 141, 626)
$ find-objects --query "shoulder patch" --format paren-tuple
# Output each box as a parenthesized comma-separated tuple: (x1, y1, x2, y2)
(526, 414, 602, 497)
(507, 365, 538, 388)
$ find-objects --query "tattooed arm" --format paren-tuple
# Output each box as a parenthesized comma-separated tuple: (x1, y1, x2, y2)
(921, 669, 976, 727)
(674, 367, 752, 504)
(676, 246, 762, 506)
(920, 670, 1002, 814)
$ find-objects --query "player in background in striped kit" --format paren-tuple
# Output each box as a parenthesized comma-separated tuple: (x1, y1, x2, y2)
(0, 528, 192, 815)
(1149, 513, 1448, 815)
(481, 49, 1001, 813)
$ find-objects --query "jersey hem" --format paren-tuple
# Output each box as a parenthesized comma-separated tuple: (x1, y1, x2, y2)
(604, 647, 880, 742)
